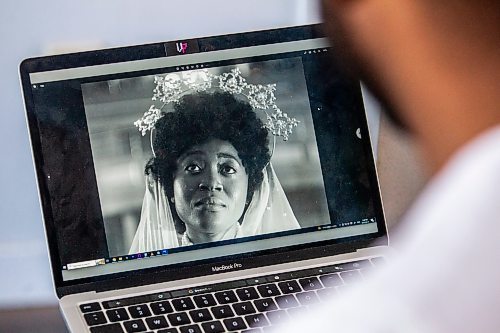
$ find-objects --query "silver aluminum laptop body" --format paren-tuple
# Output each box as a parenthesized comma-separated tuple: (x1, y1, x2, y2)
(20, 24, 389, 332)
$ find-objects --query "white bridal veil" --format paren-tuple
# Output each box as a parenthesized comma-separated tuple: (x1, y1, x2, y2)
(129, 163, 300, 254)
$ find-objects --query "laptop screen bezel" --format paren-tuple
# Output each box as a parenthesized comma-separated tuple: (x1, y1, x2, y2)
(20, 24, 388, 298)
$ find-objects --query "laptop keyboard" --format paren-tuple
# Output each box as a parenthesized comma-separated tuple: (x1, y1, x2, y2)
(80, 258, 384, 333)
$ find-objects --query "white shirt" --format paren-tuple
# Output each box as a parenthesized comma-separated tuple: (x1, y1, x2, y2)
(279, 126, 500, 333)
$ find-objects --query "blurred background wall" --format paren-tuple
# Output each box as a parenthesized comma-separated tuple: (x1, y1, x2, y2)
(0, 0, 425, 320)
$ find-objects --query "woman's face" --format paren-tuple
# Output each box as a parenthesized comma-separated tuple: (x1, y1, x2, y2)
(173, 138, 249, 240)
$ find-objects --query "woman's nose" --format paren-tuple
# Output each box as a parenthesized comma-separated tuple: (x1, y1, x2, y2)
(198, 168, 223, 192)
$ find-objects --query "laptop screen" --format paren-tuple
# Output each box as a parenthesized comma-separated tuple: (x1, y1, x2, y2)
(22, 25, 386, 286)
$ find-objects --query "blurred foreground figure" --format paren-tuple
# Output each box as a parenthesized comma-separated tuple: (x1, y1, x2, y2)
(280, 1, 500, 332)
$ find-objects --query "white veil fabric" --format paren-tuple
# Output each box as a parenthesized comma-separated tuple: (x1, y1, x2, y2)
(129, 163, 300, 254)
(129, 174, 179, 253)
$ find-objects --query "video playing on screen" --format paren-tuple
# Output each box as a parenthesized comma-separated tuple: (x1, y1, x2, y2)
(82, 58, 331, 258)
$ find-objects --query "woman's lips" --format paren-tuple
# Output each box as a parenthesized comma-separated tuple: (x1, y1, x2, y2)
(195, 197, 226, 210)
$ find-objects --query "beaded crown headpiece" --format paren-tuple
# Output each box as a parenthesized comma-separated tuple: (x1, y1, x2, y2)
(134, 68, 299, 142)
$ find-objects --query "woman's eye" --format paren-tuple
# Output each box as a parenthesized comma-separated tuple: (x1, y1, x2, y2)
(220, 165, 236, 175)
(185, 164, 201, 173)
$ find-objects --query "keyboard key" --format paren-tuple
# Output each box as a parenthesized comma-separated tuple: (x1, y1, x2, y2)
(168, 312, 191, 326)
(106, 308, 130, 322)
(90, 323, 124, 333)
(146, 316, 169, 330)
(277, 280, 302, 294)
(298, 277, 323, 291)
(254, 298, 278, 312)
(319, 273, 343, 287)
(123, 319, 147, 333)
(214, 290, 238, 304)
(85, 312, 108, 326)
(172, 298, 195, 311)
(236, 287, 259, 301)
(265, 310, 289, 325)
(223, 317, 247, 330)
(233, 301, 256, 315)
(335, 285, 350, 294)
(179, 324, 202, 333)
(242, 329, 263, 333)
(317, 287, 337, 301)
(275, 295, 299, 309)
(257, 284, 281, 297)
(158, 329, 179, 333)
(287, 306, 308, 317)
(296, 291, 319, 306)
(201, 320, 225, 333)
(151, 301, 174, 315)
(81, 302, 101, 313)
(193, 294, 216, 308)
(211, 305, 234, 319)
(128, 304, 151, 318)
(340, 270, 363, 284)
(189, 308, 213, 322)
(245, 314, 269, 328)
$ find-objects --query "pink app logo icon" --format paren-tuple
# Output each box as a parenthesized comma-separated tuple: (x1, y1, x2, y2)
(176, 42, 188, 54)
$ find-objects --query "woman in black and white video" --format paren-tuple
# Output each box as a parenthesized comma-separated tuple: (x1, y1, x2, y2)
(129, 68, 301, 253)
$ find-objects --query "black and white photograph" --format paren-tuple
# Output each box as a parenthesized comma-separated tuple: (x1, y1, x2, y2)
(82, 58, 330, 257)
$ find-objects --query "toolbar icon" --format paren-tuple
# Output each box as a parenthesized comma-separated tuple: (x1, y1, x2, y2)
(176, 42, 188, 54)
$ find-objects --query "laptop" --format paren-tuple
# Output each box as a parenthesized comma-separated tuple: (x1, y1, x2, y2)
(20, 24, 389, 333)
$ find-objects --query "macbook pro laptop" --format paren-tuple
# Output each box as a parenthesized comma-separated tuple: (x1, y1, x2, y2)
(20, 24, 389, 333)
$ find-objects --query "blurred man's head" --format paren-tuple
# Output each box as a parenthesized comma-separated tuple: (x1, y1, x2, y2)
(321, 0, 500, 172)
